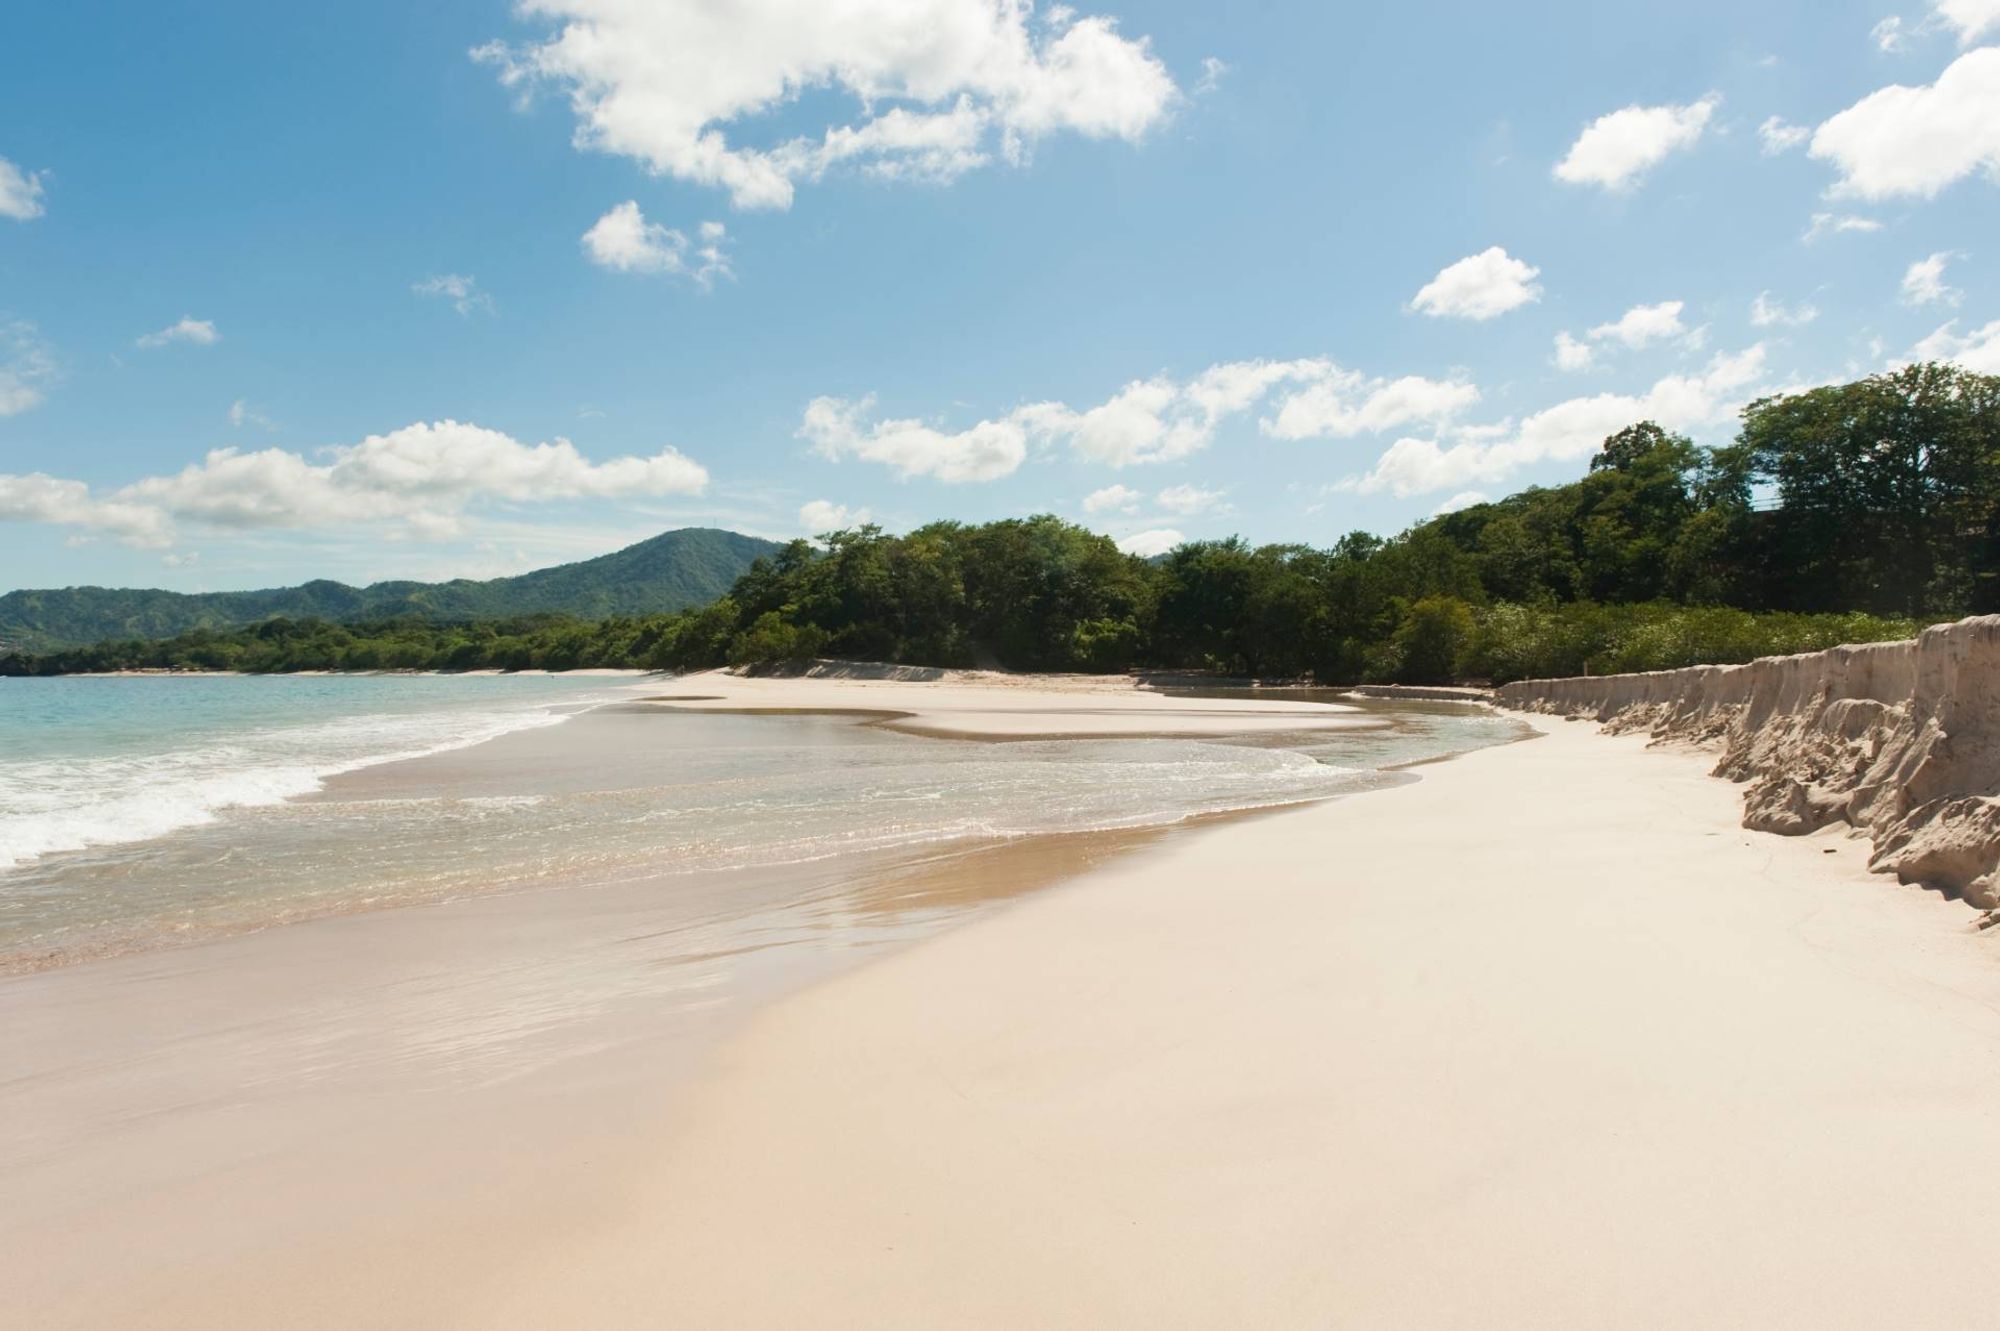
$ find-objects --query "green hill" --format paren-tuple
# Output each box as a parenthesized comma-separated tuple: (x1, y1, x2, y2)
(0, 527, 780, 652)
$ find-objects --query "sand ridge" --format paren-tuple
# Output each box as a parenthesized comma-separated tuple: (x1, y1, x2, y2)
(635, 662, 1387, 740)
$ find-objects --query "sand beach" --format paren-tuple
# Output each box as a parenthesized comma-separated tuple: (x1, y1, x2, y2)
(4, 671, 1997, 1328)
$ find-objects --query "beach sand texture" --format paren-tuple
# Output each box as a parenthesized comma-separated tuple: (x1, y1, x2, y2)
(460, 717, 2000, 1330)
(7, 678, 1998, 1328)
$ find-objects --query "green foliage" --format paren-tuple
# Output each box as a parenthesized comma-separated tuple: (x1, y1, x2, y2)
(3, 365, 1991, 684)
(1391, 597, 1476, 684)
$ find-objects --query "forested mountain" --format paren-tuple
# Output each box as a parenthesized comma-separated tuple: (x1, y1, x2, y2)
(0, 527, 779, 652)
(5, 364, 1993, 684)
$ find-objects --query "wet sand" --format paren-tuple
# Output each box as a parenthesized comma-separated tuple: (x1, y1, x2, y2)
(464, 718, 2000, 1330)
(15, 679, 1987, 1327)
(2, 673, 1407, 1326)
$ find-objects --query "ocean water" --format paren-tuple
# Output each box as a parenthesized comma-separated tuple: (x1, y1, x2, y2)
(0, 676, 1523, 971)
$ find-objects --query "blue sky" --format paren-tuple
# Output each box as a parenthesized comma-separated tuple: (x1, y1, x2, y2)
(1, 0, 1996, 593)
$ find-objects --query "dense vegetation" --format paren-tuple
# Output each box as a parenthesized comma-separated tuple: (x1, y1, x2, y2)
(0, 527, 777, 652)
(3, 364, 1991, 684)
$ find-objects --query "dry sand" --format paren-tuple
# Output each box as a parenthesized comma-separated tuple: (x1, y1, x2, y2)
(465, 717, 2000, 1330)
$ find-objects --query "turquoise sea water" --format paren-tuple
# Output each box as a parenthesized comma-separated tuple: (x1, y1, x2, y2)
(0, 674, 616, 871)
(0, 676, 1524, 971)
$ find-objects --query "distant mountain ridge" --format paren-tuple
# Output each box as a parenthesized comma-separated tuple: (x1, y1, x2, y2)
(0, 527, 781, 652)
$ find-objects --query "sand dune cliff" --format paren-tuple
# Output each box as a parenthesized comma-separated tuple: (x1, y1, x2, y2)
(1497, 615, 2000, 918)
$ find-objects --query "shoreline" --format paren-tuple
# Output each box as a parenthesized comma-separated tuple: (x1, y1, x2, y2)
(14, 673, 1990, 1325)
(2, 673, 1481, 1327)
(468, 716, 2000, 1329)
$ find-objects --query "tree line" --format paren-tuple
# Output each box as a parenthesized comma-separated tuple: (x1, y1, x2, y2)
(3, 363, 1991, 684)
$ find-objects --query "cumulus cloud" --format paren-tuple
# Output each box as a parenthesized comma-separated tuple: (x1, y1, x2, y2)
(413, 273, 495, 316)
(1409, 247, 1541, 320)
(0, 421, 709, 548)
(1810, 48, 2000, 200)
(1803, 211, 1883, 242)
(799, 393, 1036, 482)
(1901, 251, 1963, 305)
(1758, 116, 1811, 155)
(0, 320, 57, 416)
(1750, 292, 1819, 327)
(1553, 95, 1718, 190)
(582, 203, 733, 286)
(1553, 331, 1594, 372)
(1154, 483, 1224, 516)
(0, 155, 45, 221)
(1587, 300, 1691, 349)
(1431, 490, 1489, 516)
(1082, 483, 1141, 514)
(1339, 345, 1768, 498)
(1262, 369, 1480, 439)
(1935, 0, 2000, 43)
(1194, 56, 1228, 95)
(136, 317, 219, 349)
(0, 474, 173, 547)
(1871, 16, 1907, 51)
(475, 0, 1178, 210)
(1910, 318, 2000, 372)
(799, 498, 869, 532)
(806, 358, 1481, 480)
(1116, 528, 1182, 557)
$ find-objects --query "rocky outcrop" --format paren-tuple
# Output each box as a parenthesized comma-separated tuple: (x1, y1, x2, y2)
(1495, 616, 2000, 915)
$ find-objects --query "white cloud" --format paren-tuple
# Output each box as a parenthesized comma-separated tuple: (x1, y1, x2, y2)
(136, 317, 219, 349)
(1810, 48, 2000, 200)
(1758, 116, 1811, 155)
(413, 273, 495, 316)
(0, 156, 45, 221)
(1116, 528, 1182, 557)
(1552, 95, 1718, 191)
(1341, 345, 1768, 498)
(0, 474, 174, 547)
(0, 320, 57, 416)
(1194, 56, 1227, 95)
(808, 357, 1481, 480)
(799, 393, 1035, 482)
(1262, 370, 1480, 439)
(1803, 211, 1883, 242)
(227, 398, 278, 430)
(581, 202, 733, 286)
(799, 498, 869, 531)
(1900, 251, 1963, 305)
(1588, 300, 1689, 349)
(475, 0, 1178, 211)
(1871, 16, 1907, 51)
(1155, 483, 1224, 515)
(1750, 292, 1819, 327)
(1553, 331, 1594, 372)
(1910, 318, 2000, 372)
(0, 421, 711, 549)
(1082, 483, 1141, 514)
(1935, 0, 2000, 42)
(1431, 490, 1489, 516)
(1409, 247, 1541, 320)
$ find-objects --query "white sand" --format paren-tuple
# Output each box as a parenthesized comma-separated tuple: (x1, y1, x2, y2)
(10, 687, 2000, 1328)
(639, 664, 1382, 737)
(467, 717, 2000, 1330)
